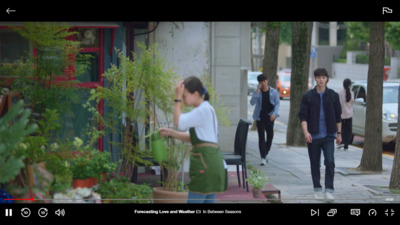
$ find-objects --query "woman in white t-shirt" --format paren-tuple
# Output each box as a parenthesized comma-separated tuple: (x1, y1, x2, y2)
(338, 78, 354, 150)
(159, 76, 227, 203)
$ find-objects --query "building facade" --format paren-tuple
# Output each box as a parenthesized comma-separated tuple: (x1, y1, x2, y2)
(0, 21, 251, 154)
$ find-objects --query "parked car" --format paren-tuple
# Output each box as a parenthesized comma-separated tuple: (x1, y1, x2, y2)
(277, 69, 291, 99)
(351, 80, 399, 144)
(248, 71, 262, 95)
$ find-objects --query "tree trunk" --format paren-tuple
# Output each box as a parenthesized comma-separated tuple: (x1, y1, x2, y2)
(286, 22, 313, 146)
(262, 22, 280, 89)
(358, 22, 384, 171)
(389, 80, 400, 189)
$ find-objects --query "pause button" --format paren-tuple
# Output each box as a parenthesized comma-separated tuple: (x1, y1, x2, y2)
(5, 209, 12, 217)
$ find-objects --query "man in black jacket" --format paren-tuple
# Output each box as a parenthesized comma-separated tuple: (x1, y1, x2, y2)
(298, 68, 342, 201)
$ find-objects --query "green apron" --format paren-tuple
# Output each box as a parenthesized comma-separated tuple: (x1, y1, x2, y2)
(188, 127, 227, 194)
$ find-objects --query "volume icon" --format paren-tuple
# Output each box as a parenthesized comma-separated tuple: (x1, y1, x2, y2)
(55, 209, 65, 217)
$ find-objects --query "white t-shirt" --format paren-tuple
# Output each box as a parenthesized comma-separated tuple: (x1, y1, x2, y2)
(339, 89, 354, 119)
(178, 101, 218, 143)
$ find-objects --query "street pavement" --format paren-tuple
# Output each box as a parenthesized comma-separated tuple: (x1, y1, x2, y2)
(242, 78, 399, 203)
(245, 121, 398, 203)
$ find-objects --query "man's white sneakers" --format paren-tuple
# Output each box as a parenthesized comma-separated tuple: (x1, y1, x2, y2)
(326, 192, 335, 201)
(314, 191, 335, 201)
(314, 191, 324, 200)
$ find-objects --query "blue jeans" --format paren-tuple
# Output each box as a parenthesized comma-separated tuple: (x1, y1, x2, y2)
(187, 192, 217, 203)
(307, 136, 335, 193)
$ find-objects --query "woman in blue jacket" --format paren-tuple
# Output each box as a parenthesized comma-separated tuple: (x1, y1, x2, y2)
(250, 74, 280, 166)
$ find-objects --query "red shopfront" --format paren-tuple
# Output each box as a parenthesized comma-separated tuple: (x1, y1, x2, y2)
(0, 22, 121, 151)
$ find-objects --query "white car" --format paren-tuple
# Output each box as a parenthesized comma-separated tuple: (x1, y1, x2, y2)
(351, 81, 399, 143)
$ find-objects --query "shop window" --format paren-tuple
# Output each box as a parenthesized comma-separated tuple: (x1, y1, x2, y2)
(50, 88, 92, 145)
(76, 52, 99, 82)
(0, 29, 31, 76)
(0, 29, 30, 62)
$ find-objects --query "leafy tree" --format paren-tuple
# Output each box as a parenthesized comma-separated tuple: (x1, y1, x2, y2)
(386, 22, 400, 50)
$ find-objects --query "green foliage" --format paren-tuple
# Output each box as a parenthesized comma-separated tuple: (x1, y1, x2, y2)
(45, 154, 73, 193)
(97, 176, 153, 203)
(386, 22, 400, 50)
(91, 42, 180, 177)
(8, 22, 82, 125)
(70, 153, 92, 180)
(341, 22, 400, 57)
(15, 108, 61, 165)
(89, 149, 117, 175)
(252, 22, 291, 45)
(0, 100, 38, 183)
(160, 138, 189, 192)
(345, 22, 370, 44)
(99, 42, 178, 126)
(64, 137, 116, 180)
(246, 165, 268, 190)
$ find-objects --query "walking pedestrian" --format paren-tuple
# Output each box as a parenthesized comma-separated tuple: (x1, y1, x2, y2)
(250, 74, 280, 166)
(159, 76, 227, 203)
(338, 78, 354, 150)
(298, 68, 342, 201)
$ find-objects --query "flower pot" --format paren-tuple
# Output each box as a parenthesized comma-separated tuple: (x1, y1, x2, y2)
(152, 187, 187, 203)
(252, 188, 261, 198)
(87, 177, 98, 187)
(73, 179, 90, 189)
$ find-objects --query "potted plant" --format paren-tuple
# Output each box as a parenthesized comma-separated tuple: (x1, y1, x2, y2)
(71, 153, 92, 188)
(246, 166, 268, 198)
(152, 137, 189, 203)
(87, 42, 179, 179)
(89, 149, 117, 182)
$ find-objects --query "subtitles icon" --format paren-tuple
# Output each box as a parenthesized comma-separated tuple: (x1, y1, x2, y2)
(383, 7, 393, 15)
(350, 209, 361, 216)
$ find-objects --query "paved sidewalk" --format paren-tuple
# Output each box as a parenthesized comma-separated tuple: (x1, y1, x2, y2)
(245, 122, 399, 203)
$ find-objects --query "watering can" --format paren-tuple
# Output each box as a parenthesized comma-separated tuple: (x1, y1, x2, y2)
(151, 131, 167, 162)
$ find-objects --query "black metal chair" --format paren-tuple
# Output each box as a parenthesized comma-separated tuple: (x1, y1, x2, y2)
(222, 119, 251, 192)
